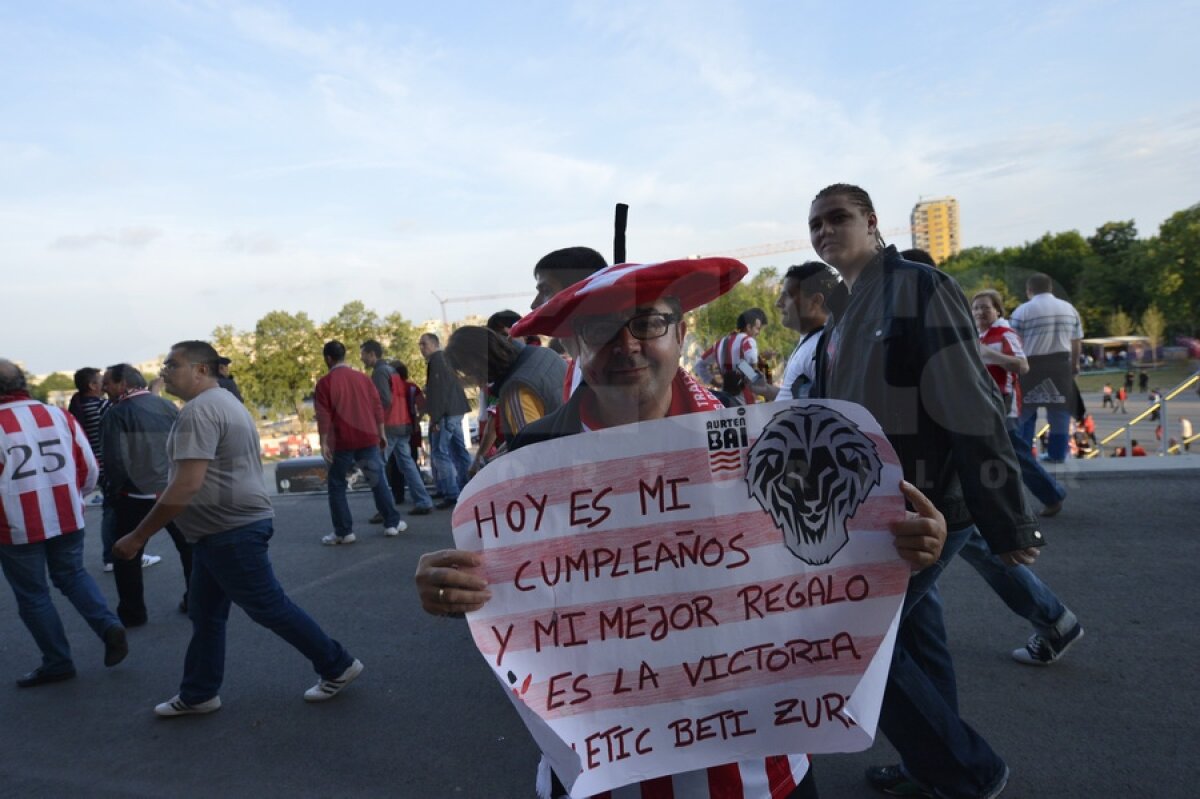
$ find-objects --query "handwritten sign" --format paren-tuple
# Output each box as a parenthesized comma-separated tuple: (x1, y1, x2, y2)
(451, 400, 908, 797)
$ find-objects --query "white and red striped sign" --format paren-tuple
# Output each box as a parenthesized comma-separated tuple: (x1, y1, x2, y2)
(452, 400, 907, 797)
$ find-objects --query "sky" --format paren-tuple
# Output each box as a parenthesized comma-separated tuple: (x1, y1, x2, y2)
(4, 0, 1198, 374)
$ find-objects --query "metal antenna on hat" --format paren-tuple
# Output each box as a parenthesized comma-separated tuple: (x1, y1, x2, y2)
(613, 202, 628, 264)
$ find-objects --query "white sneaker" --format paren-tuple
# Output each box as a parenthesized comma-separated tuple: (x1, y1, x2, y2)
(103, 563, 114, 573)
(382, 521, 408, 537)
(304, 659, 364, 702)
(155, 694, 222, 717)
(141, 554, 162, 569)
(321, 533, 356, 546)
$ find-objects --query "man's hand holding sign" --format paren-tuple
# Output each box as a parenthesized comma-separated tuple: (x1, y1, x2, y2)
(414, 257, 945, 799)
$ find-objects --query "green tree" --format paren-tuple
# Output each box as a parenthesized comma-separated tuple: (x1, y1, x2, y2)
(1139, 305, 1166, 363)
(1078, 221, 1158, 333)
(30, 372, 74, 402)
(1108, 309, 1134, 337)
(1020, 230, 1098, 301)
(380, 311, 427, 386)
(321, 301, 382, 371)
(251, 310, 323, 429)
(1150, 203, 1200, 335)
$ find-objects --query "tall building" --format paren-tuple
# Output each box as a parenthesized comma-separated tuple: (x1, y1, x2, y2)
(910, 196, 960, 265)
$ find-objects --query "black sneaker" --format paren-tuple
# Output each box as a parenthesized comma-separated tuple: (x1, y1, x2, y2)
(434, 498, 456, 510)
(866, 765, 933, 797)
(103, 625, 129, 667)
(1012, 623, 1084, 666)
(409, 505, 433, 516)
(368, 512, 384, 524)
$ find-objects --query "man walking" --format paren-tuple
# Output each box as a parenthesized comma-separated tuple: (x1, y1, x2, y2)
(112, 341, 363, 715)
(314, 341, 404, 544)
(100, 363, 193, 622)
(360, 340, 433, 517)
(808, 184, 1041, 798)
(1010, 273, 1084, 463)
(773, 262, 838, 402)
(1, 359, 128, 687)
(419, 333, 472, 509)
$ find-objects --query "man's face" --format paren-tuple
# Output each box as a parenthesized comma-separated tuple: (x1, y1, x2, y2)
(101, 370, 123, 402)
(360, 349, 377, 368)
(532, 270, 565, 311)
(161, 348, 201, 397)
(776, 279, 804, 332)
(808, 195, 878, 269)
(745, 318, 765, 338)
(576, 299, 684, 413)
(218, 363, 231, 378)
(418, 336, 435, 359)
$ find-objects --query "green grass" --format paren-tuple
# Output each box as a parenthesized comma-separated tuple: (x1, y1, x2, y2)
(1076, 361, 1199, 394)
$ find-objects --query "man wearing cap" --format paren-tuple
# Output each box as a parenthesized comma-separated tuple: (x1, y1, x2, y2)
(215, 357, 244, 403)
(414, 258, 948, 799)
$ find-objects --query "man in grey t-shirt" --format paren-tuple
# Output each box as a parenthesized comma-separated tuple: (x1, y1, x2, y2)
(113, 340, 364, 716)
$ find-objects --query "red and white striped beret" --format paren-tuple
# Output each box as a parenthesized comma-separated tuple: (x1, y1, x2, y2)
(509, 257, 748, 339)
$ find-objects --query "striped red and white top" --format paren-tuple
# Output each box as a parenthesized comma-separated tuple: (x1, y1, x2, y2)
(979, 321, 1025, 417)
(0, 398, 98, 545)
(578, 753, 809, 799)
(697, 333, 759, 404)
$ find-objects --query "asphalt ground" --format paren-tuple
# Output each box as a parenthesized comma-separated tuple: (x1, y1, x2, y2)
(2, 473, 1198, 798)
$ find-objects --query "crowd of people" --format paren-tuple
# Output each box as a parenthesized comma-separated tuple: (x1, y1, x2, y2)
(3, 182, 1105, 799)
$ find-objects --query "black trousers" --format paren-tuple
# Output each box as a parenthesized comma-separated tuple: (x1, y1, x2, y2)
(112, 495, 193, 625)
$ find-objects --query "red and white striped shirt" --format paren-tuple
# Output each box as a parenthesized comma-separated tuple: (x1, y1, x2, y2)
(979, 320, 1026, 418)
(0, 396, 98, 545)
(697, 333, 759, 404)
(578, 754, 810, 799)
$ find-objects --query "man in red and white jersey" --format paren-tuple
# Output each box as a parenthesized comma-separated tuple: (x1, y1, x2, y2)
(416, 261, 947, 799)
(695, 308, 769, 405)
(0, 359, 128, 687)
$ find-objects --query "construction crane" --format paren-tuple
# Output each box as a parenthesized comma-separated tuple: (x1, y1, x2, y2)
(699, 226, 914, 260)
(430, 290, 531, 335)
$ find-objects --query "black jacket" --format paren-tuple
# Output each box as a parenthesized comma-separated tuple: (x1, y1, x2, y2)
(423, 350, 470, 422)
(99, 393, 179, 498)
(814, 246, 1041, 554)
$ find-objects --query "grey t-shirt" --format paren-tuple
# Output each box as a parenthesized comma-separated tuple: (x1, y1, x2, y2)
(168, 386, 274, 542)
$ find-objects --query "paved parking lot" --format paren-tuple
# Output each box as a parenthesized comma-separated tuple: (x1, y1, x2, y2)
(1, 473, 1197, 797)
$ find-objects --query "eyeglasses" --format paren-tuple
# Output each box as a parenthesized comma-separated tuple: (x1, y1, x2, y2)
(573, 312, 679, 348)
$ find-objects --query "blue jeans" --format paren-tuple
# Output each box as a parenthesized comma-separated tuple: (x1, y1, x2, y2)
(0, 531, 121, 674)
(385, 430, 432, 509)
(432, 415, 472, 500)
(881, 525, 1008, 799)
(327, 446, 399, 534)
(1006, 424, 1066, 507)
(957, 530, 1074, 641)
(1018, 405, 1071, 462)
(180, 520, 354, 704)
(100, 501, 116, 565)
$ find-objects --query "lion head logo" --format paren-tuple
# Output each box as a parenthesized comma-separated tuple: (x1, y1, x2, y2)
(745, 405, 883, 565)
